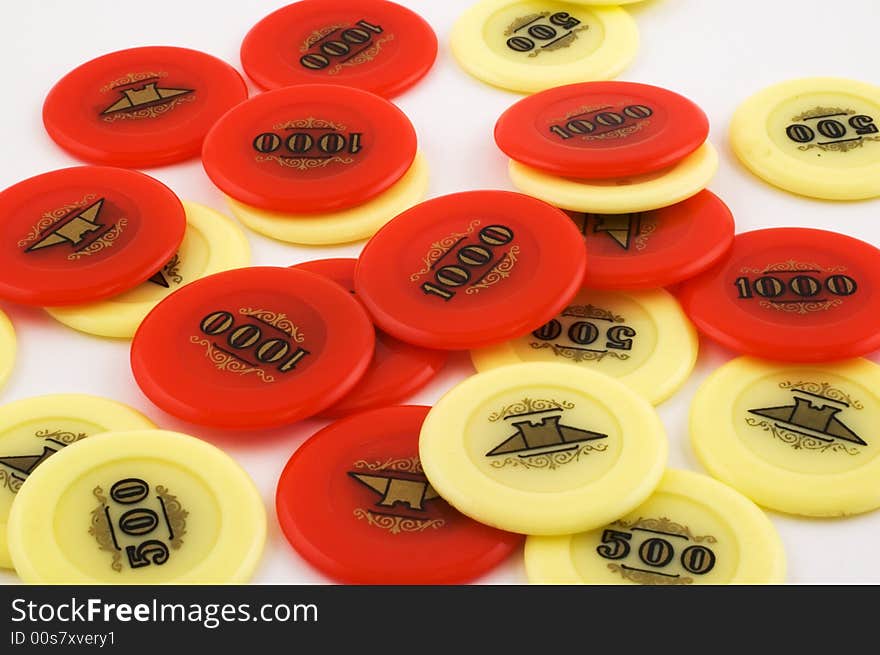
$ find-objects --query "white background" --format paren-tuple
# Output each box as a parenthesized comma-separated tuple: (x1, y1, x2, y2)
(1, 0, 879, 585)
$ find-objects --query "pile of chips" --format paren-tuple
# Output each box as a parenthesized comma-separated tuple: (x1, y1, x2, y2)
(1, 0, 879, 585)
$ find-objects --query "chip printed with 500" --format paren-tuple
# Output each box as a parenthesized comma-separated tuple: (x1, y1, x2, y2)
(131, 267, 375, 429)
(525, 469, 786, 584)
(7, 429, 266, 584)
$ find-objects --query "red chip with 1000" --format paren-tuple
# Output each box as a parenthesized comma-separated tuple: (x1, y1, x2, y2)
(131, 267, 375, 429)
(293, 259, 447, 417)
(241, 0, 438, 98)
(355, 191, 588, 350)
(202, 84, 417, 214)
(276, 405, 522, 584)
(495, 81, 709, 179)
(0, 166, 185, 306)
(678, 227, 880, 362)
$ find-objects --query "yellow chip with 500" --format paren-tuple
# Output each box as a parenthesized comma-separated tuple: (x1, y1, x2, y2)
(0, 394, 154, 568)
(7, 429, 265, 583)
(525, 469, 786, 584)
(472, 288, 697, 405)
(419, 362, 667, 535)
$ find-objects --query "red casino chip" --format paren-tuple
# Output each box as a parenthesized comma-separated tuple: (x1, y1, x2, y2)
(276, 405, 522, 584)
(678, 228, 880, 362)
(202, 84, 416, 214)
(495, 81, 709, 179)
(292, 259, 447, 417)
(131, 267, 375, 429)
(0, 166, 185, 306)
(579, 191, 735, 289)
(43, 46, 248, 168)
(241, 0, 438, 98)
(354, 191, 588, 350)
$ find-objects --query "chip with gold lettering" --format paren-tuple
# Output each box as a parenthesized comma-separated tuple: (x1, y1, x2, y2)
(355, 191, 587, 350)
(678, 228, 880, 362)
(496, 82, 709, 179)
(202, 84, 417, 214)
(7, 429, 266, 583)
(0, 394, 155, 569)
(419, 362, 667, 535)
(277, 406, 522, 584)
(471, 288, 698, 405)
(241, 0, 438, 98)
(43, 46, 247, 168)
(525, 469, 785, 584)
(0, 167, 186, 306)
(46, 202, 251, 338)
(292, 259, 447, 417)
(691, 356, 880, 517)
(0, 308, 14, 394)
(131, 267, 375, 429)
(730, 77, 880, 200)
(575, 191, 734, 290)
(451, 0, 639, 94)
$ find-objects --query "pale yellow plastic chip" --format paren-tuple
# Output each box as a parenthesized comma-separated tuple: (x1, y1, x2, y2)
(730, 77, 880, 200)
(0, 309, 14, 393)
(451, 0, 639, 94)
(0, 394, 155, 569)
(419, 362, 667, 535)
(7, 429, 265, 583)
(508, 141, 718, 213)
(46, 202, 251, 338)
(227, 152, 429, 245)
(691, 356, 880, 517)
(471, 289, 697, 405)
(525, 469, 786, 584)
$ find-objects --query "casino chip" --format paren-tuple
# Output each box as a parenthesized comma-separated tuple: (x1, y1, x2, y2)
(496, 82, 709, 179)
(419, 362, 667, 535)
(43, 46, 247, 168)
(0, 309, 14, 394)
(692, 357, 880, 517)
(0, 167, 185, 306)
(451, 0, 639, 94)
(508, 141, 719, 213)
(276, 406, 522, 584)
(355, 191, 588, 350)
(202, 84, 417, 214)
(241, 0, 438, 98)
(471, 288, 698, 405)
(47, 202, 251, 338)
(678, 228, 880, 362)
(292, 259, 447, 417)
(0, 394, 154, 569)
(7, 429, 265, 583)
(731, 77, 880, 200)
(131, 267, 375, 429)
(574, 191, 734, 290)
(525, 469, 786, 584)
(226, 151, 429, 245)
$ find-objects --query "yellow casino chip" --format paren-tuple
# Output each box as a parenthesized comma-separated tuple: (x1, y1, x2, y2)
(471, 288, 697, 405)
(0, 394, 155, 569)
(0, 308, 14, 393)
(525, 469, 785, 584)
(508, 142, 718, 213)
(730, 78, 880, 200)
(419, 362, 667, 535)
(227, 151, 428, 245)
(451, 0, 639, 94)
(46, 202, 250, 339)
(691, 357, 880, 517)
(7, 429, 265, 583)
